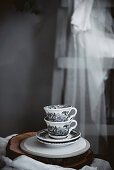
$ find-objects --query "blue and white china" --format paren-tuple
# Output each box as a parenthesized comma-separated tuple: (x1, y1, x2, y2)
(44, 105, 77, 122)
(44, 117, 77, 139)
(36, 129, 81, 145)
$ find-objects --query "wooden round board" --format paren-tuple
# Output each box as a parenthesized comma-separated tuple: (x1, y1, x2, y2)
(6, 132, 93, 169)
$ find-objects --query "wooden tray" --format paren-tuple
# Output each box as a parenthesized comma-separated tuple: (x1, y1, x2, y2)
(6, 132, 93, 169)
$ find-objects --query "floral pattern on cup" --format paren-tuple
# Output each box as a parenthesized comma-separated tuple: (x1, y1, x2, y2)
(44, 105, 77, 122)
(44, 117, 77, 139)
(47, 125, 70, 136)
(47, 105, 71, 109)
(46, 111, 69, 122)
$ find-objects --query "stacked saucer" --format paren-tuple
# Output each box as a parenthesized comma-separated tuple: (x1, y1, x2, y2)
(36, 105, 81, 146)
(36, 129, 81, 146)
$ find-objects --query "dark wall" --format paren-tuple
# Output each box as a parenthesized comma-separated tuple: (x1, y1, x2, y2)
(0, 0, 58, 137)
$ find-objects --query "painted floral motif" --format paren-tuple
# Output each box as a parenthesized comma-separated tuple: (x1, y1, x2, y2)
(48, 105, 71, 109)
(46, 111, 69, 122)
(47, 125, 70, 136)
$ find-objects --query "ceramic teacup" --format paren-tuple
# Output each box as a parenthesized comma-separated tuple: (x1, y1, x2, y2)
(44, 105, 77, 122)
(44, 117, 77, 139)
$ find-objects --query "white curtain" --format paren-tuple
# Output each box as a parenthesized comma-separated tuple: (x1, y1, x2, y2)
(52, 0, 114, 154)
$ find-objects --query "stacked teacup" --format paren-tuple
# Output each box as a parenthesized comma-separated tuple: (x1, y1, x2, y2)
(44, 105, 77, 139)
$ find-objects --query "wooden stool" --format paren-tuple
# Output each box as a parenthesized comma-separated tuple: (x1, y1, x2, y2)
(6, 132, 93, 169)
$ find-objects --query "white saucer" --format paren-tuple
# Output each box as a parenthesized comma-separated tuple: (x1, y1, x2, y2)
(36, 129, 81, 145)
(20, 136, 90, 158)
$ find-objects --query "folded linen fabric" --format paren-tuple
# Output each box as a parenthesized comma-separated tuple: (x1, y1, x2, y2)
(91, 158, 112, 170)
(0, 137, 8, 156)
(0, 134, 112, 170)
(0, 134, 17, 156)
(1, 155, 74, 170)
(1, 155, 97, 170)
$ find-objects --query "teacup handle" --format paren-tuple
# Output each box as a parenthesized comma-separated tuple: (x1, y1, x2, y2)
(68, 107, 77, 120)
(69, 120, 77, 133)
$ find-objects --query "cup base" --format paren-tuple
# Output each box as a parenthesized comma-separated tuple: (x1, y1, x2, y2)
(49, 134, 68, 139)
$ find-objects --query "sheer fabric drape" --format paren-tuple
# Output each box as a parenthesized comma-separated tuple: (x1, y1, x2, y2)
(52, 0, 114, 153)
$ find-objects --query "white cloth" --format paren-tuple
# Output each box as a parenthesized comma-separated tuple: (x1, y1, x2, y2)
(63, 0, 114, 153)
(0, 134, 112, 170)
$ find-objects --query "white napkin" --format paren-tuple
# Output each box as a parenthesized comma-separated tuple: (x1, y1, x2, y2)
(0, 134, 17, 156)
(0, 137, 8, 156)
(1, 155, 75, 170)
(0, 134, 112, 170)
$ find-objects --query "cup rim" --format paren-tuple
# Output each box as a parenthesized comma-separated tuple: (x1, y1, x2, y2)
(44, 117, 74, 124)
(44, 105, 73, 111)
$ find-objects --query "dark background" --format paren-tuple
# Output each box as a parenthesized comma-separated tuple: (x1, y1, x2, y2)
(0, 0, 58, 137)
